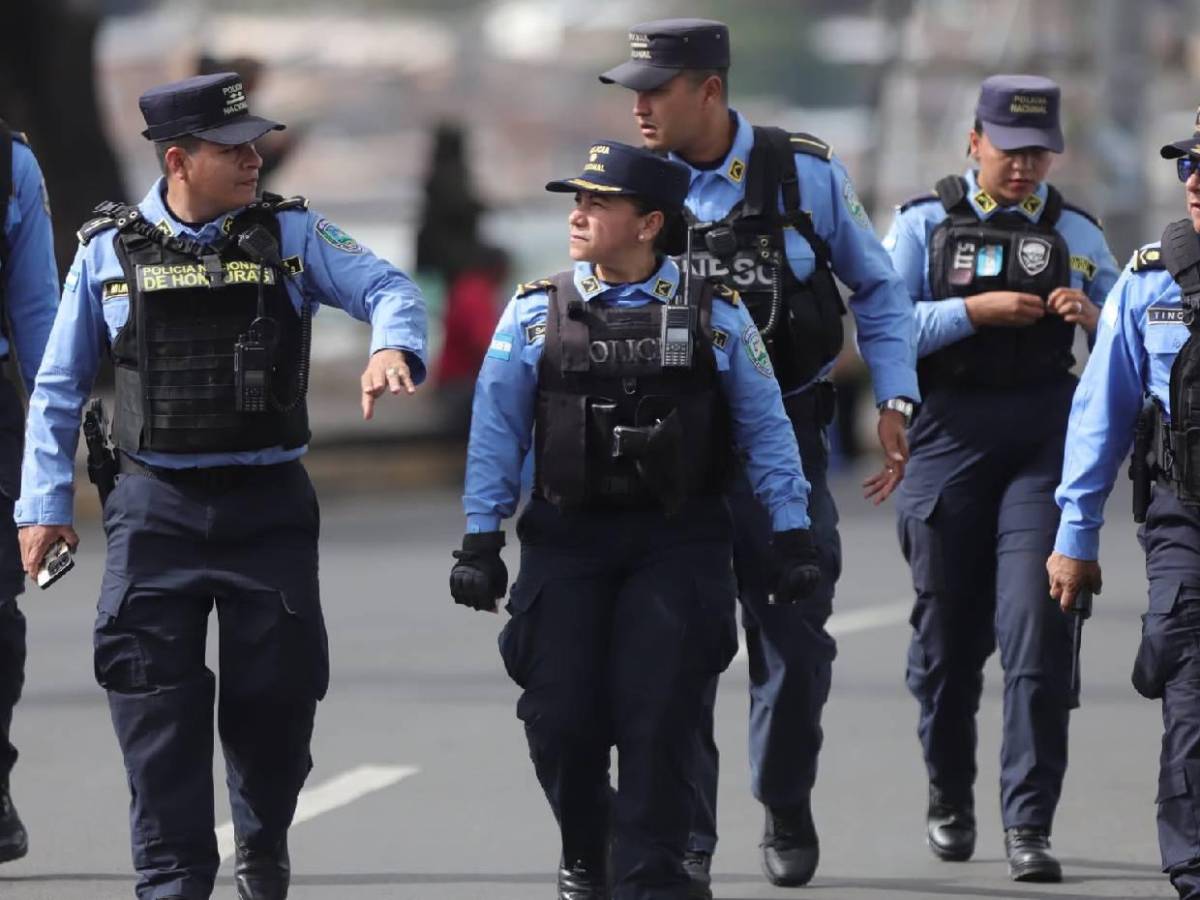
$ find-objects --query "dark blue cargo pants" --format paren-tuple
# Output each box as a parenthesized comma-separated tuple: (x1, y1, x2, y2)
(94, 459, 328, 900)
(0, 376, 26, 790)
(500, 497, 737, 900)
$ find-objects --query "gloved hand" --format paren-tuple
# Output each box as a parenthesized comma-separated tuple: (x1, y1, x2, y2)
(771, 528, 821, 605)
(450, 531, 508, 612)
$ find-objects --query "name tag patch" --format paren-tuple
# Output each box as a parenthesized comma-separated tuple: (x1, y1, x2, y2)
(1070, 255, 1097, 281)
(524, 322, 546, 343)
(102, 280, 129, 300)
(487, 333, 514, 361)
(1148, 306, 1186, 325)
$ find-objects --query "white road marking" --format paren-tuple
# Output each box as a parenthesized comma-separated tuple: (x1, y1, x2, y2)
(216, 763, 420, 862)
(733, 601, 911, 662)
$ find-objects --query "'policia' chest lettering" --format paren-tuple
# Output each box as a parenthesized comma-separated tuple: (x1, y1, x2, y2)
(135, 260, 278, 292)
(589, 336, 661, 366)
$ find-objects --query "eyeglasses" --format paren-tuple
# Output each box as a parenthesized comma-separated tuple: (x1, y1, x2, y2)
(1177, 156, 1200, 183)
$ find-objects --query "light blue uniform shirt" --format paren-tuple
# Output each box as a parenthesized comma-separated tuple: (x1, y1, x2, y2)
(882, 169, 1119, 358)
(17, 178, 427, 526)
(462, 257, 811, 534)
(3, 138, 59, 393)
(1054, 244, 1178, 560)
(671, 110, 919, 405)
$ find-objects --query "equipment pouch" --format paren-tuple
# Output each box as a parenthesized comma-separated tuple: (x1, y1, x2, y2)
(784, 267, 846, 383)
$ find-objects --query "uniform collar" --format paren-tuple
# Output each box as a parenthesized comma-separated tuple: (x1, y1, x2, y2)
(140, 178, 247, 241)
(572, 257, 681, 303)
(669, 109, 752, 188)
(963, 169, 1049, 223)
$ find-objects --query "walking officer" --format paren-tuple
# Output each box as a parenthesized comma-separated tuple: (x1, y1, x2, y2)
(0, 121, 60, 865)
(15, 73, 427, 900)
(1049, 106, 1200, 900)
(449, 141, 818, 900)
(599, 18, 920, 890)
(883, 75, 1118, 881)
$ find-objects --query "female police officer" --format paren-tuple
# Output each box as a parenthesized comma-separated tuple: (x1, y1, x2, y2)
(449, 141, 817, 900)
(883, 75, 1118, 882)
(1049, 108, 1200, 900)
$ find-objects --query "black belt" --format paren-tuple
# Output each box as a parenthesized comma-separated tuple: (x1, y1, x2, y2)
(117, 452, 292, 491)
(783, 379, 836, 427)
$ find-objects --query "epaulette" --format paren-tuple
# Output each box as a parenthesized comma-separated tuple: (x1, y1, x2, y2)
(76, 214, 117, 246)
(1061, 201, 1103, 231)
(9, 130, 27, 146)
(258, 192, 309, 213)
(1131, 245, 1165, 273)
(710, 282, 740, 306)
(515, 278, 554, 297)
(788, 132, 832, 162)
(898, 191, 940, 214)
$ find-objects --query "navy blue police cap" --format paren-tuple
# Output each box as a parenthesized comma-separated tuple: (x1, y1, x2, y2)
(599, 18, 730, 91)
(1160, 107, 1200, 159)
(139, 72, 285, 145)
(975, 75, 1063, 153)
(545, 141, 690, 210)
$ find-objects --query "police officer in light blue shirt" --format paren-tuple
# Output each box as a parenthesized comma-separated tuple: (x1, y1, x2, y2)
(0, 120, 59, 867)
(884, 75, 1118, 882)
(15, 73, 426, 900)
(449, 141, 817, 900)
(600, 17, 920, 892)
(1049, 107, 1200, 900)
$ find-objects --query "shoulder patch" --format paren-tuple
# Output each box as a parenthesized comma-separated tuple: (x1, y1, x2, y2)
(1070, 255, 1098, 281)
(281, 255, 304, 277)
(842, 178, 871, 228)
(77, 215, 116, 246)
(742, 323, 774, 377)
(487, 332, 515, 361)
(516, 278, 554, 298)
(1148, 306, 1186, 325)
(525, 322, 547, 343)
(101, 280, 129, 300)
(898, 192, 939, 214)
(314, 217, 362, 254)
(1131, 245, 1165, 273)
(789, 132, 832, 161)
(1062, 201, 1103, 230)
(711, 327, 729, 350)
(711, 283, 740, 306)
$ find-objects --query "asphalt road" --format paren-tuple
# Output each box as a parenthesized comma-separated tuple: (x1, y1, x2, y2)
(0, 468, 1172, 899)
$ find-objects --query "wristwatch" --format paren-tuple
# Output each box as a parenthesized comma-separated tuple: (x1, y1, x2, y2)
(879, 396, 916, 426)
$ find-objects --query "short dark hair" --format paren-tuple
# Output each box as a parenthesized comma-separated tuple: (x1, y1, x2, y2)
(155, 135, 203, 174)
(684, 68, 729, 101)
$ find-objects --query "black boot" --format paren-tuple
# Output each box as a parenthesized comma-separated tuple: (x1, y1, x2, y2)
(235, 836, 290, 900)
(926, 786, 975, 862)
(1004, 827, 1061, 882)
(0, 783, 27, 864)
(761, 802, 819, 887)
(557, 855, 607, 900)
(683, 849, 713, 900)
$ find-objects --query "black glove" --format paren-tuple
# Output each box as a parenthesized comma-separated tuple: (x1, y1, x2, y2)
(771, 529, 821, 605)
(450, 531, 508, 612)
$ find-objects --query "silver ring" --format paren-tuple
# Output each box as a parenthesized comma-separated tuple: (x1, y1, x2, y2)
(1075, 301, 1083, 314)
(385, 367, 400, 378)
(886, 466, 895, 473)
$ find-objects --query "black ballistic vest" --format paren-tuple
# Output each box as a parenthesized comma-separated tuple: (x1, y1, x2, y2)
(684, 126, 846, 392)
(81, 195, 310, 454)
(533, 271, 732, 513)
(1159, 220, 1200, 505)
(921, 175, 1074, 391)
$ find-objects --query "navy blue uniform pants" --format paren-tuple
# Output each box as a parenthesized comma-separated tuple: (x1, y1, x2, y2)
(94, 461, 328, 900)
(0, 376, 28, 789)
(500, 497, 737, 900)
(897, 377, 1075, 829)
(1132, 486, 1200, 898)
(690, 387, 840, 852)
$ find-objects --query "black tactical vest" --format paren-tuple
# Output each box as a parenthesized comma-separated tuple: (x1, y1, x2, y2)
(79, 195, 310, 454)
(0, 122, 27, 340)
(532, 270, 732, 514)
(1158, 220, 1200, 505)
(920, 175, 1074, 391)
(684, 127, 846, 392)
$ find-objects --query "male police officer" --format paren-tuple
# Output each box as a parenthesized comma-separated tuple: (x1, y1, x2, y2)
(15, 73, 426, 900)
(1049, 108, 1200, 900)
(450, 142, 817, 900)
(600, 18, 920, 890)
(0, 121, 59, 865)
(885, 75, 1118, 881)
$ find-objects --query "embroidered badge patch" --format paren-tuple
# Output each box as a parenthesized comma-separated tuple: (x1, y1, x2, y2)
(1017, 237, 1052, 276)
(1020, 193, 1044, 216)
(315, 218, 362, 254)
(64, 266, 79, 292)
(487, 332, 514, 361)
(727, 158, 746, 183)
(743, 323, 774, 377)
(842, 178, 870, 228)
(579, 275, 601, 296)
(102, 280, 129, 300)
(653, 278, 674, 299)
(973, 190, 998, 214)
(975, 244, 1004, 278)
(1070, 255, 1097, 281)
(525, 322, 546, 343)
(712, 327, 729, 349)
(1148, 306, 1186, 325)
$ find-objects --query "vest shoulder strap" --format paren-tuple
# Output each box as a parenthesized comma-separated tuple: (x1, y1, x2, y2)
(1040, 184, 1064, 227)
(1131, 244, 1165, 273)
(748, 125, 833, 267)
(934, 175, 974, 220)
(257, 192, 309, 213)
(545, 271, 589, 373)
(1162, 221, 1200, 300)
(899, 191, 939, 214)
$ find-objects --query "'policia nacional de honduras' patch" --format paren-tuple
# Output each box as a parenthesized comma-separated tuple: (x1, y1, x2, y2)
(743, 323, 774, 377)
(842, 179, 870, 228)
(315, 218, 362, 254)
(487, 333, 514, 361)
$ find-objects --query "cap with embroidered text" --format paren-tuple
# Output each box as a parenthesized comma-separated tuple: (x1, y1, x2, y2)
(599, 19, 729, 91)
(139, 72, 285, 145)
(545, 141, 690, 211)
(975, 74, 1063, 153)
